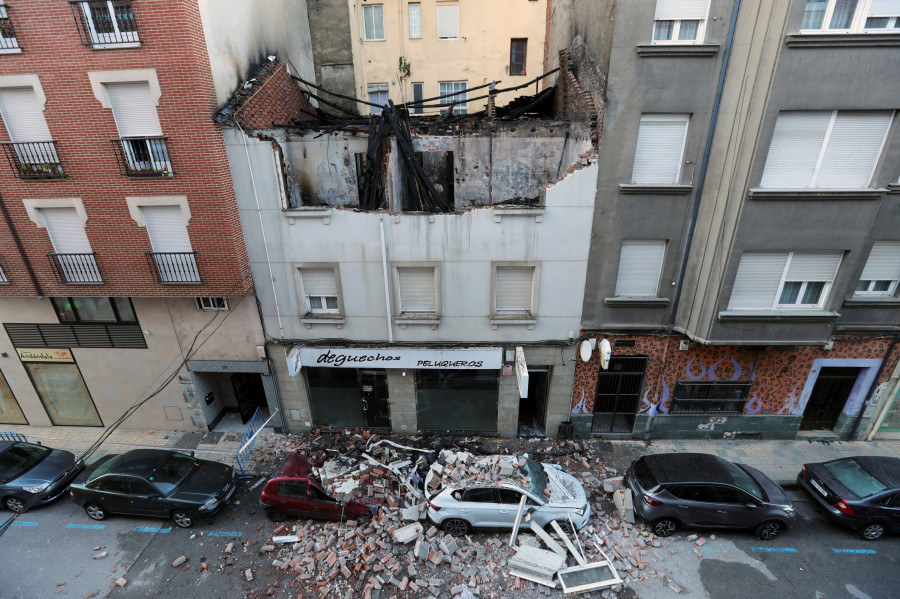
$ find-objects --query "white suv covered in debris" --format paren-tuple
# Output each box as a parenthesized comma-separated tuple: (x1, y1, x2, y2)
(425, 454, 590, 536)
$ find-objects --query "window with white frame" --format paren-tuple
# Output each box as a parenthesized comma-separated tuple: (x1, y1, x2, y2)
(760, 111, 893, 188)
(800, 0, 900, 33)
(436, 2, 459, 39)
(299, 268, 340, 314)
(615, 241, 667, 296)
(0, 3, 20, 52)
(652, 0, 710, 43)
(140, 205, 199, 283)
(196, 297, 228, 311)
(0, 85, 62, 176)
(362, 4, 385, 40)
(397, 266, 437, 314)
(856, 243, 900, 295)
(105, 81, 172, 177)
(409, 2, 422, 38)
(367, 83, 389, 112)
(729, 252, 843, 310)
(494, 265, 536, 315)
(40, 207, 102, 283)
(439, 81, 467, 115)
(632, 114, 689, 184)
(74, 0, 139, 47)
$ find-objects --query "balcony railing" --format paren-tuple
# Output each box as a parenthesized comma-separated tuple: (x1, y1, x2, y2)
(69, 0, 140, 47)
(47, 253, 103, 284)
(0, 264, 8, 284)
(0, 5, 20, 51)
(111, 137, 173, 177)
(1, 142, 66, 179)
(145, 252, 201, 284)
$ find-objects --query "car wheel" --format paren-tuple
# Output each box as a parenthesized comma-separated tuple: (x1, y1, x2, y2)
(652, 518, 678, 537)
(172, 510, 194, 528)
(4, 496, 25, 512)
(755, 520, 784, 541)
(546, 520, 574, 535)
(85, 503, 107, 521)
(442, 518, 470, 536)
(266, 507, 287, 522)
(859, 522, 886, 541)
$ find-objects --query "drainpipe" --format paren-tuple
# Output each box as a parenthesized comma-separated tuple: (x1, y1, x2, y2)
(0, 193, 42, 297)
(851, 336, 900, 440)
(669, 0, 742, 327)
(379, 216, 394, 342)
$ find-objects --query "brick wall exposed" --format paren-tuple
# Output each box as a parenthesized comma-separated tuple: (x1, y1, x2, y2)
(228, 60, 315, 131)
(0, 0, 251, 297)
(554, 48, 602, 151)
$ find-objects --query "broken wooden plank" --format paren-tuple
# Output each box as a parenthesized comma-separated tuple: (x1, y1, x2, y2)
(550, 520, 586, 566)
(529, 520, 566, 557)
(509, 494, 528, 547)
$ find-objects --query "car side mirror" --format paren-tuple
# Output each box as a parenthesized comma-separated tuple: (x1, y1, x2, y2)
(36, 441, 42, 446)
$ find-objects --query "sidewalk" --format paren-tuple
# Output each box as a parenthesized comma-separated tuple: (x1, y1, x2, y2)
(4, 423, 900, 486)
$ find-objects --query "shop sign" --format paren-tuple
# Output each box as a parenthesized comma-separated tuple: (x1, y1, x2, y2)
(17, 348, 74, 363)
(289, 347, 502, 372)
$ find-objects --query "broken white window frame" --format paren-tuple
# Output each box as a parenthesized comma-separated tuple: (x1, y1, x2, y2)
(439, 80, 467, 115)
(362, 4, 385, 41)
(800, 0, 900, 34)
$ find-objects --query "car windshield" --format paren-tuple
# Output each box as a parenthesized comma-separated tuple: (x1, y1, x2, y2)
(717, 458, 765, 501)
(824, 458, 887, 498)
(0, 443, 50, 482)
(522, 457, 547, 499)
(147, 452, 198, 495)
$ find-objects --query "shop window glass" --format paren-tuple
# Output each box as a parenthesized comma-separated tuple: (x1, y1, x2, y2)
(0, 370, 26, 424)
(416, 369, 498, 432)
(24, 362, 101, 426)
(305, 367, 365, 428)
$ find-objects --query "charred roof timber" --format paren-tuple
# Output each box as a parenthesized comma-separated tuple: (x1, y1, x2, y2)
(216, 52, 600, 214)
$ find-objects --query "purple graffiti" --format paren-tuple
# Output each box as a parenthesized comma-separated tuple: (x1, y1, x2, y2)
(685, 356, 707, 381)
(745, 394, 762, 414)
(572, 388, 587, 414)
(730, 356, 742, 381)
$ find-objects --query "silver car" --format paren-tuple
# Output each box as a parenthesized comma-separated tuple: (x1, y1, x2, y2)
(426, 455, 590, 536)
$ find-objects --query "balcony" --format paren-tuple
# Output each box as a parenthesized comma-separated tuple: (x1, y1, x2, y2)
(0, 4, 21, 52)
(145, 252, 201, 284)
(69, 0, 140, 48)
(0, 263, 8, 284)
(47, 253, 103, 284)
(2, 142, 66, 179)
(111, 137, 173, 177)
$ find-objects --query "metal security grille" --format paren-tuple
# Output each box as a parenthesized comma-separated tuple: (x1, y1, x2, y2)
(592, 357, 647, 433)
(671, 381, 751, 414)
(4, 323, 147, 349)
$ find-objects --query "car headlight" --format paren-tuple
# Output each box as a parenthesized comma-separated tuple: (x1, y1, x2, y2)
(200, 497, 217, 511)
(576, 505, 587, 517)
(23, 482, 51, 494)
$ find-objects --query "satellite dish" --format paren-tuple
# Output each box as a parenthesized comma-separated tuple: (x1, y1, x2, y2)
(579, 340, 592, 362)
(598, 339, 612, 370)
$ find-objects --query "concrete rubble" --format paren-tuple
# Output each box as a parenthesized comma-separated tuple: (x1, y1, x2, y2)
(225, 432, 704, 598)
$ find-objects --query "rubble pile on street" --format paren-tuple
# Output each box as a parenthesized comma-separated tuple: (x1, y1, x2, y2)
(225, 432, 692, 598)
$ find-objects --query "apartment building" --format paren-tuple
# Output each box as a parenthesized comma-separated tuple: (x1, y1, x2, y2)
(561, 0, 900, 441)
(0, 0, 317, 433)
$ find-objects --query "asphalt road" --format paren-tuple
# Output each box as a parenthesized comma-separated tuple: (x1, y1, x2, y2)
(1, 483, 898, 599)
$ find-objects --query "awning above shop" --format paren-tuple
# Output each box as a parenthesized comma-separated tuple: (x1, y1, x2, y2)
(286, 346, 503, 374)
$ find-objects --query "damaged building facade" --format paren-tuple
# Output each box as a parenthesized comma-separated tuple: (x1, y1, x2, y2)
(560, 0, 900, 441)
(219, 53, 601, 437)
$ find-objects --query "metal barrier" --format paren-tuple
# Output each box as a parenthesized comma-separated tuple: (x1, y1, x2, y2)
(0, 431, 27, 442)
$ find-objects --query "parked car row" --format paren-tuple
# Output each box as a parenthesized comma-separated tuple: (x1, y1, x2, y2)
(3, 438, 899, 543)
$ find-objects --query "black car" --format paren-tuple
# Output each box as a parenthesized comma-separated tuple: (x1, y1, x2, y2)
(0, 440, 84, 513)
(798, 456, 900, 541)
(624, 453, 795, 540)
(69, 449, 236, 528)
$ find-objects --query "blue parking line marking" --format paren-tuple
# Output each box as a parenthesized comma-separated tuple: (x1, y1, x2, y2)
(206, 531, 243, 537)
(832, 548, 877, 554)
(134, 526, 171, 533)
(751, 547, 798, 553)
(1, 520, 37, 527)
(66, 523, 105, 530)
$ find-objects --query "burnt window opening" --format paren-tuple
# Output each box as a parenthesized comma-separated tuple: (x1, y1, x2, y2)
(355, 153, 368, 203)
(510, 39, 527, 76)
(406, 151, 453, 211)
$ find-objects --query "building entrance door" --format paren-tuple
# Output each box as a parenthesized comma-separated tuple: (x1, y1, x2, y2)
(360, 370, 390, 428)
(518, 367, 550, 437)
(232, 372, 266, 424)
(592, 357, 647, 434)
(800, 367, 859, 431)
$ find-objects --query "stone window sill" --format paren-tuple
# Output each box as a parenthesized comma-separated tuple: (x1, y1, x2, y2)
(284, 207, 332, 224)
(748, 188, 886, 201)
(489, 316, 537, 330)
(605, 296, 670, 307)
(636, 44, 720, 57)
(842, 297, 900, 308)
(619, 184, 693, 195)
(786, 32, 900, 48)
(718, 310, 839, 323)
(300, 315, 345, 329)
(394, 316, 440, 330)
(492, 206, 544, 223)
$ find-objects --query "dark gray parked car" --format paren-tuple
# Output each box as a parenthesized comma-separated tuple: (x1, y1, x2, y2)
(624, 453, 795, 540)
(0, 440, 84, 512)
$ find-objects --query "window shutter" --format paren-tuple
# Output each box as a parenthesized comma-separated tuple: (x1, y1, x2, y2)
(729, 253, 788, 309)
(868, 0, 900, 16)
(615, 241, 666, 296)
(409, 3, 421, 37)
(655, 0, 709, 20)
(861, 243, 900, 281)
(760, 111, 831, 187)
(398, 267, 435, 312)
(816, 112, 892, 187)
(105, 82, 162, 137)
(496, 266, 534, 312)
(301, 269, 337, 296)
(785, 252, 842, 281)
(632, 116, 688, 183)
(0, 87, 53, 142)
(437, 4, 459, 38)
(41, 208, 91, 253)
(141, 205, 191, 252)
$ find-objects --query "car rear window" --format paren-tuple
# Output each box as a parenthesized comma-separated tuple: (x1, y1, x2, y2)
(633, 458, 658, 490)
(824, 458, 887, 498)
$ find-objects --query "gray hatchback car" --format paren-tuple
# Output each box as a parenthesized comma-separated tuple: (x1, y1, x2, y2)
(625, 453, 795, 540)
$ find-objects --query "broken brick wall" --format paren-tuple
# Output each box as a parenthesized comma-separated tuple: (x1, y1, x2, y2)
(554, 48, 603, 152)
(231, 61, 316, 130)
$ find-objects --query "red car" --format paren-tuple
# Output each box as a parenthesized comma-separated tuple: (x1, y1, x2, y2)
(259, 454, 374, 522)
